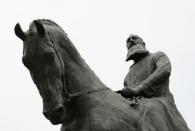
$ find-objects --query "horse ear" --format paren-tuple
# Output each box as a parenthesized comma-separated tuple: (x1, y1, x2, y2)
(14, 23, 26, 41)
(34, 20, 45, 37)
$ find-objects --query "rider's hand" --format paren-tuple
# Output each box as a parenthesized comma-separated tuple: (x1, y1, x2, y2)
(121, 87, 140, 98)
(121, 87, 133, 98)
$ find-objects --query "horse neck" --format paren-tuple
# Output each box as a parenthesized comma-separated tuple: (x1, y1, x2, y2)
(57, 37, 107, 94)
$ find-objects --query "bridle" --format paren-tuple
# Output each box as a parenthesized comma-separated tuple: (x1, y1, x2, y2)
(49, 40, 109, 103)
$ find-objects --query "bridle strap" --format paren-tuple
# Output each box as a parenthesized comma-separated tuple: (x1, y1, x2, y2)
(51, 41, 71, 102)
(69, 87, 109, 98)
(50, 41, 109, 102)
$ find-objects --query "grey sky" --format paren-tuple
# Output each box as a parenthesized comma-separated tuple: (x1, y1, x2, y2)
(0, 0, 194, 130)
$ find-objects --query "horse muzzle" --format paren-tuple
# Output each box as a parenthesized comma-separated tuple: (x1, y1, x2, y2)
(43, 104, 66, 125)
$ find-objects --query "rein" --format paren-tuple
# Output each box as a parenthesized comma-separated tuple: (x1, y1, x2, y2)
(50, 40, 109, 102)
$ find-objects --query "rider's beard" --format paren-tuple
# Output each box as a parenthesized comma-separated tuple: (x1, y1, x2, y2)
(126, 45, 149, 62)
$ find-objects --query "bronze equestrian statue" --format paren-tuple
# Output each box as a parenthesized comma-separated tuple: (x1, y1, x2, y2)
(14, 19, 190, 131)
(118, 34, 190, 130)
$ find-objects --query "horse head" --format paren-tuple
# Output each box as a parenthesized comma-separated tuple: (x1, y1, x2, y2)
(14, 20, 69, 125)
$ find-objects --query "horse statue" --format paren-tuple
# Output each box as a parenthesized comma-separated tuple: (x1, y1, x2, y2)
(14, 19, 190, 131)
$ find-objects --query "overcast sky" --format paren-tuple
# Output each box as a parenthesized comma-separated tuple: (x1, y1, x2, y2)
(0, 0, 194, 130)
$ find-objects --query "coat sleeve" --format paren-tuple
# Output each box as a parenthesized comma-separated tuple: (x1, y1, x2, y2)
(139, 51, 172, 96)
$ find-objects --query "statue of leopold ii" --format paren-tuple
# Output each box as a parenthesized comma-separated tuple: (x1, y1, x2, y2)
(118, 34, 190, 131)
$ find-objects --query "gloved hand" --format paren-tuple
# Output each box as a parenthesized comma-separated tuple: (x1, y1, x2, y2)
(121, 87, 140, 98)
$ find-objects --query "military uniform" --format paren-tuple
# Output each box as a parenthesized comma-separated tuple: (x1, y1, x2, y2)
(124, 51, 190, 131)
(124, 51, 171, 98)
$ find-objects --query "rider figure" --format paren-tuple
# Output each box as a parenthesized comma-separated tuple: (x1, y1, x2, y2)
(118, 34, 190, 131)
(120, 34, 172, 101)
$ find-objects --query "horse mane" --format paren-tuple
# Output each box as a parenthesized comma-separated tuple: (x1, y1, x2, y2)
(30, 19, 60, 29)
(29, 19, 65, 36)
(29, 19, 88, 67)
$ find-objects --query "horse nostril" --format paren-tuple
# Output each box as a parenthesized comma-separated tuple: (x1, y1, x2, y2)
(43, 106, 65, 119)
(43, 111, 49, 118)
(56, 106, 65, 115)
